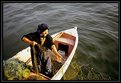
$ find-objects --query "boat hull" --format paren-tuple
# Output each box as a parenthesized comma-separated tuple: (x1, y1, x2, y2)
(9, 27, 78, 80)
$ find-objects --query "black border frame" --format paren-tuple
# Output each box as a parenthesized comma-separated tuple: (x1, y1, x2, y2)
(1, 0, 120, 82)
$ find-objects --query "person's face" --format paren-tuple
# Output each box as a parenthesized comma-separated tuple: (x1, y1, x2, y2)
(41, 29, 48, 37)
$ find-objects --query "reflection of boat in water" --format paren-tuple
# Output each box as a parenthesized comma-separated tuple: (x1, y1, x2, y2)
(10, 27, 78, 80)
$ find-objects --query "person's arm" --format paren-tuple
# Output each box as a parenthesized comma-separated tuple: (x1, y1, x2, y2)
(22, 37, 37, 46)
(51, 45, 63, 63)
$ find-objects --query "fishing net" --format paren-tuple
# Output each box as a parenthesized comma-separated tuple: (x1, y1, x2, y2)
(77, 65, 111, 80)
(3, 58, 31, 80)
(62, 58, 111, 80)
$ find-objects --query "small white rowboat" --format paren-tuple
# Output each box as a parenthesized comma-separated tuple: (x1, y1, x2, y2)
(10, 26, 78, 80)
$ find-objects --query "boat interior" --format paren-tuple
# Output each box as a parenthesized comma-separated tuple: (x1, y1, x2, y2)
(54, 32, 76, 57)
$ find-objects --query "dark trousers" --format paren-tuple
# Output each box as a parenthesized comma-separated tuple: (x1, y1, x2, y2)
(30, 45, 51, 74)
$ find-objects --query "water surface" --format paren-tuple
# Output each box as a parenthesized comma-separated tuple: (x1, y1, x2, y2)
(3, 3, 119, 80)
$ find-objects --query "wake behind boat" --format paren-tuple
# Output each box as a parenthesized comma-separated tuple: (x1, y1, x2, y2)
(8, 26, 78, 80)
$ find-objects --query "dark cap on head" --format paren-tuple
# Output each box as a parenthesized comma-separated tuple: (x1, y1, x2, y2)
(37, 23, 48, 34)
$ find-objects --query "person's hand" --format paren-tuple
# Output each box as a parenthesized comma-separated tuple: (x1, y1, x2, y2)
(32, 41, 38, 46)
(56, 55, 64, 63)
(56, 56, 62, 63)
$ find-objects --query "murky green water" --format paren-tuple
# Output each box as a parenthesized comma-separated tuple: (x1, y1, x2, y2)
(2, 3, 119, 80)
